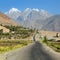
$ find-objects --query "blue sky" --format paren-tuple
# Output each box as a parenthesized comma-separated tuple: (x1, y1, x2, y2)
(0, 0, 60, 14)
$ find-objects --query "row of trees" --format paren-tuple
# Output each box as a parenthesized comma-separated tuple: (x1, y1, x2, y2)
(0, 25, 34, 39)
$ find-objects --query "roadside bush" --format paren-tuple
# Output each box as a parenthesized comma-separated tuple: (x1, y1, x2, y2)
(43, 36, 48, 44)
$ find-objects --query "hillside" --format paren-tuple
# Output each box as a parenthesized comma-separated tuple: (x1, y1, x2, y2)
(42, 15, 60, 32)
(0, 12, 17, 26)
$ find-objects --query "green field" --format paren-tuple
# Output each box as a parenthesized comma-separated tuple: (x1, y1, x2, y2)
(41, 36, 60, 52)
(47, 41, 60, 52)
(0, 40, 33, 53)
(0, 25, 34, 54)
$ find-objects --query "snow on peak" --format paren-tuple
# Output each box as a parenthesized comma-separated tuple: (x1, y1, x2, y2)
(40, 9, 52, 17)
(40, 9, 48, 14)
(5, 8, 52, 21)
(9, 8, 21, 13)
(24, 8, 32, 12)
(24, 8, 39, 12)
(32, 8, 39, 12)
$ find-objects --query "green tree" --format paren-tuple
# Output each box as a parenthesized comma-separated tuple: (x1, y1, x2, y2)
(0, 29, 3, 34)
(43, 36, 48, 44)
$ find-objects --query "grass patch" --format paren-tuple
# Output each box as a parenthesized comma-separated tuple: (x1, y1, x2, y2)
(40, 36, 60, 52)
(0, 40, 33, 53)
(47, 41, 60, 52)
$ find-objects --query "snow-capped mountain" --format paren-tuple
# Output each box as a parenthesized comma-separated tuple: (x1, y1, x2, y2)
(6, 8, 22, 21)
(6, 8, 52, 29)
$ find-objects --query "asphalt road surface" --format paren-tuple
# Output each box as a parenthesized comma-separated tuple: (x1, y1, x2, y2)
(5, 41, 60, 60)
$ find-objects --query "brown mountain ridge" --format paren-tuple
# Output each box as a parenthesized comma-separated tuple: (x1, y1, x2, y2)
(0, 12, 17, 26)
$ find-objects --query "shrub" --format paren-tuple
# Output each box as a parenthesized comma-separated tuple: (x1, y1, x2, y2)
(43, 36, 48, 44)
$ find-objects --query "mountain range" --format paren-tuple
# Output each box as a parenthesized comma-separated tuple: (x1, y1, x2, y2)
(6, 8, 51, 28)
(5, 8, 60, 32)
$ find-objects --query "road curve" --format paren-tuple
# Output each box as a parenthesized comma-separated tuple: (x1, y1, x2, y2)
(5, 41, 60, 60)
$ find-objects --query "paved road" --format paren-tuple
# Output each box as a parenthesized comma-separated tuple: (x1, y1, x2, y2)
(5, 41, 60, 60)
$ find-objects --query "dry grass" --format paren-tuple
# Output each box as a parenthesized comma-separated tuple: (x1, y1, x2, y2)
(0, 26, 10, 33)
(39, 30, 60, 36)
(39, 30, 60, 40)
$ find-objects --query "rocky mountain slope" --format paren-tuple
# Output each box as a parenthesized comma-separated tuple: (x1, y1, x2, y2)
(42, 15, 60, 32)
(0, 12, 17, 26)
